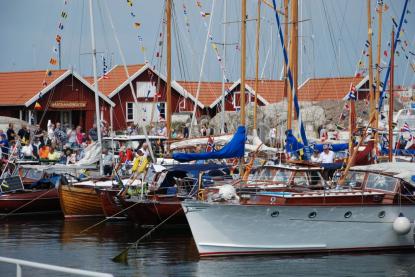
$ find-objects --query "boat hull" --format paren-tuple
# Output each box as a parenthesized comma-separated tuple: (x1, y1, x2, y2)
(58, 185, 104, 219)
(99, 189, 124, 219)
(0, 189, 61, 216)
(120, 197, 187, 227)
(182, 201, 415, 256)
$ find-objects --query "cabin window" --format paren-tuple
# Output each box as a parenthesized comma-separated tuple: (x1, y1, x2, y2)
(255, 167, 277, 180)
(137, 82, 156, 98)
(292, 172, 309, 186)
(343, 171, 365, 188)
(126, 102, 134, 122)
(366, 173, 397, 192)
(157, 102, 166, 120)
(273, 169, 291, 183)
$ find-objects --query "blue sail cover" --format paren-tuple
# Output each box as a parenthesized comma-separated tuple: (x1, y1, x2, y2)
(172, 126, 246, 162)
(313, 143, 349, 152)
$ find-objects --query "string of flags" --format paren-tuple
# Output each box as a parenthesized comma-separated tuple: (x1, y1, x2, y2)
(193, 0, 230, 83)
(125, 0, 148, 60)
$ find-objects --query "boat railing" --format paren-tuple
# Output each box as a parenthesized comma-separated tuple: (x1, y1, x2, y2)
(0, 256, 113, 277)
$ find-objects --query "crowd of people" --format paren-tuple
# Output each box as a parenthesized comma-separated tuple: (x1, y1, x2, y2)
(0, 120, 104, 165)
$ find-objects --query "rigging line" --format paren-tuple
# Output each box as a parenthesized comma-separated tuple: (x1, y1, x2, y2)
(320, 0, 342, 77)
(402, 33, 415, 85)
(77, 0, 85, 73)
(189, 0, 216, 137)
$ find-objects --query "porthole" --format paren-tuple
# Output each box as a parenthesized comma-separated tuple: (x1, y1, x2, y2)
(308, 211, 317, 218)
(271, 211, 279, 217)
(344, 211, 352, 218)
(378, 211, 386, 218)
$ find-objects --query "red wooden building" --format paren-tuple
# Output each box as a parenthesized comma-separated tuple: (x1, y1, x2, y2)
(0, 69, 114, 130)
(93, 63, 204, 131)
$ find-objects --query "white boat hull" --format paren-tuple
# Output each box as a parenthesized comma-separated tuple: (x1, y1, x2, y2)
(182, 201, 415, 256)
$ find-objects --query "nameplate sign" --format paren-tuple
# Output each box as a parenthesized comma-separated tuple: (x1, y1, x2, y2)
(50, 101, 87, 109)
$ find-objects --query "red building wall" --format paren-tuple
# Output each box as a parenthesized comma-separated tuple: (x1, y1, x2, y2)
(108, 69, 205, 131)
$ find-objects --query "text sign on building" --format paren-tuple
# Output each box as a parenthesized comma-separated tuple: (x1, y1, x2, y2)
(50, 101, 87, 109)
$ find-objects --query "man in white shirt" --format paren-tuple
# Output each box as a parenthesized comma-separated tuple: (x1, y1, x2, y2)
(319, 144, 335, 163)
(310, 149, 322, 163)
(269, 127, 276, 147)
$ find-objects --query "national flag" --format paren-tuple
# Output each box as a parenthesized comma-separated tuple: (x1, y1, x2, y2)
(34, 101, 42, 111)
(206, 136, 215, 152)
(401, 122, 411, 132)
(343, 83, 357, 101)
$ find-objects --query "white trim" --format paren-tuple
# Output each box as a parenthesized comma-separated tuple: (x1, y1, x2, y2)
(106, 63, 205, 109)
(24, 70, 115, 108)
(209, 79, 269, 109)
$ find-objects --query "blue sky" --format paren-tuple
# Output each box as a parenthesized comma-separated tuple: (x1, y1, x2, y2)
(0, 0, 414, 87)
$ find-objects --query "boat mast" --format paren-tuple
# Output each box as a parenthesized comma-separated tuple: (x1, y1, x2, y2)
(221, 0, 227, 134)
(367, 0, 374, 121)
(374, 2, 383, 151)
(283, 0, 288, 101)
(88, 0, 103, 175)
(166, 0, 172, 144)
(240, 0, 246, 126)
(253, 0, 261, 133)
(388, 28, 395, 162)
(287, 0, 298, 130)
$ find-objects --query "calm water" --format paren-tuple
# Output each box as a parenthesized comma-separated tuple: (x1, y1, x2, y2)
(1, 218, 415, 277)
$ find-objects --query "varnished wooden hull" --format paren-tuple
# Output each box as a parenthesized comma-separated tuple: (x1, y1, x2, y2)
(0, 189, 61, 216)
(58, 185, 104, 219)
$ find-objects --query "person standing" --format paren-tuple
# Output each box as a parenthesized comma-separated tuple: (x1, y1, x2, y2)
(183, 124, 189, 138)
(7, 123, 16, 144)
(0, 133, 9, 159)
(200, 125, 207, 136)
(88, 123, 98, 142)
(269, 127, 276, 147)
(223, 123, 228, 134)
(17, 124, 30, 145)
(102, 148, 113, 176)
(33, 124, 45, 145)
(320, 144, 335, 180)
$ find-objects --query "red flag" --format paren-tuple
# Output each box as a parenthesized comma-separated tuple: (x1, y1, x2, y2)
(383, 50, 388, 57)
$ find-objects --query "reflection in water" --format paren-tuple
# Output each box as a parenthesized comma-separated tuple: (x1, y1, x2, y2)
(0, 218, 415, 276)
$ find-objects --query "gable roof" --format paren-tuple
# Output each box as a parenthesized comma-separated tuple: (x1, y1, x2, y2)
(177, 81, 232, 108)
(0, 69, 115, 107)
(0, 69, 67, 106)
(96, 63, 204, 109)
(210, 79, 278, 108)
(298, 76, 368, 101)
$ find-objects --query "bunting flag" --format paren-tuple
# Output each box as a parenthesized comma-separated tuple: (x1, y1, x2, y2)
(130, 12, 135, 17)
(102, 56, 109, 79)
(34, 101, 42, 111)
(49, 58, 58, 65)
(401, 122, 411, 132)
(56, 35, 62, 43)
(134, 22, 141, 28)
(200, 11, 211, 17)
(127, 0, 133, 7)
(46, 70, 52, 76)
(343, 83, 357, 101)
(61, 11, 68, 18)
(384, 50, 388, 57)
(58, 22, 64, 30)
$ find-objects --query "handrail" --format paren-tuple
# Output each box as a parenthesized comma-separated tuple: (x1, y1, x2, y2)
(0, 256, 113, 277)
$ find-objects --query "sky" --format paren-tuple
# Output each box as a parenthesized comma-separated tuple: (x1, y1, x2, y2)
(0, 0, 414, 88)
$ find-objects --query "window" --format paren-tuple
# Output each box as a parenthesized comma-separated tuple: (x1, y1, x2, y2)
(126, 102, 134, 122)
(137, 82, 156, 98)
(232, 90, 251, 109)
(157, 102, 166, 120)
(343, 171, 366, 188)
(273, 169, 291, 183)
(366, 173, 397, 192)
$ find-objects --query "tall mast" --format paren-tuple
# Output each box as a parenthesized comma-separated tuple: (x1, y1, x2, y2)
(388, 28, 395, 162)
(166, 0, 172, 142)
(288, 0, 298, 130)
(367, 0, 374, 121)
(374, 2, 383, 148)
(283, 0, 288, 110)
(88, 0, 103, 175)
(240, 0, 246, 126)
(221, 0, 227, 134)
(253, 0, 261, 132)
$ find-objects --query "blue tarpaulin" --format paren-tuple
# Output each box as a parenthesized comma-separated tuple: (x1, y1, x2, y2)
(172, 126, 246, 162)
(313, 143, 349, 152)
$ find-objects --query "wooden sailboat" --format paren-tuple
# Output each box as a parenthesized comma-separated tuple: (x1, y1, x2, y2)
(58, 184, 104, 218)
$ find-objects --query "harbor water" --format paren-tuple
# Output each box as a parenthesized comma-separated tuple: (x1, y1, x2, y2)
(1, 218, 415, 277)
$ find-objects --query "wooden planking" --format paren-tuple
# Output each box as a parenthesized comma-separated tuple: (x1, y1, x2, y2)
(59, 185, 104, 218)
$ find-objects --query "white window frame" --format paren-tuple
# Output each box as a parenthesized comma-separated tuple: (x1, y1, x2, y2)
(179, 98, 186, 112)
(233, 90, 251, 109)
(126, 102, 134, 122)
(136, 81, 156, 98)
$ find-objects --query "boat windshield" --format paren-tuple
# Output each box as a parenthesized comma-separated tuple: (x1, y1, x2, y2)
(366, 173, 397, 192)
(253, 167, 279, 181)
(291, 171, 308, 186)
(343, 171, 366, 188)
(273, 169, 291, 183)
